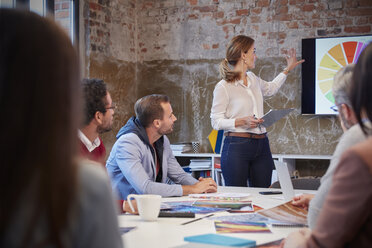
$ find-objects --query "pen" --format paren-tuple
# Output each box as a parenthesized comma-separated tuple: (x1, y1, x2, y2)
(180, 213, 214, 225)
(253, 114, 262, 131)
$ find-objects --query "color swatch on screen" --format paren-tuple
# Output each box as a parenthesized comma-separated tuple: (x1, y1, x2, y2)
(317, 41, 366, 104)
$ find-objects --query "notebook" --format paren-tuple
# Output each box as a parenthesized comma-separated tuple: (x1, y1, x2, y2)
(274, 160, 295, 201)
(184, 234, 256, 247)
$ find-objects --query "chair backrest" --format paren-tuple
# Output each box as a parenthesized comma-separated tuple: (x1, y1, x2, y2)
(270, 178, 321, 190)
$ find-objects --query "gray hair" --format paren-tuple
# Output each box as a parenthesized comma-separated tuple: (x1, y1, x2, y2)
(332, 64, 354, 107)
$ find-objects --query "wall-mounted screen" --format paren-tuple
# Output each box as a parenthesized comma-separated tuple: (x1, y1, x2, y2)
(301, 35, 372, 115)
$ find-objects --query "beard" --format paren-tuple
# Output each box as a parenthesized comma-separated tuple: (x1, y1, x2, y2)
(158, 125, 173, 136)
(97, 124, 112, 134)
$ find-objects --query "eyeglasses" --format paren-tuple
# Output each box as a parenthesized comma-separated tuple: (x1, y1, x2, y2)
(106, 102, 116, 110)
(330, 105, 338, 113)
(330, 103, 345, 113)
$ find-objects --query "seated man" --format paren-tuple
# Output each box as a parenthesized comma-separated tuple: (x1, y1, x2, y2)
(291, 64, 368, 228)
(79, 78, 115, 165)
(106, 94, 217, 199)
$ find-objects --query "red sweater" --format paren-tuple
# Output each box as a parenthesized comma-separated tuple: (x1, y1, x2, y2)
(79, 137, 106, 166)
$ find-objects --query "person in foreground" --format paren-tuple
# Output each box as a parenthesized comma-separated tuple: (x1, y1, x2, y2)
(0, 9, 122, 248)
(210, 35, 304, 187)
(291, 64, 368, 229)
(107, 94, 217, 200)
(281, 43, 372, 248)
(79, 78, 116, 165)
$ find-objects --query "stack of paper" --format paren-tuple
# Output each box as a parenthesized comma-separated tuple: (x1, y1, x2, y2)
(189, 159, 212, 171)
(170, 142, 193, 153)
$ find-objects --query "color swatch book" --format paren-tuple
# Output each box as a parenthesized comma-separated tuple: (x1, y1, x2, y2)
(215, 221, 271, 234)
(257, 202, 308, 225)
(189, 192, 251, 201)
(161, 205, 226, 214)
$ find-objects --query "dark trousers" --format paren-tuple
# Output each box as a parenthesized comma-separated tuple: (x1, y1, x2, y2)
(221, 136, 274, 187)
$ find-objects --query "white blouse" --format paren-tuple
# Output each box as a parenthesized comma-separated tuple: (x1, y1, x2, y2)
(210, 71, 287, 134)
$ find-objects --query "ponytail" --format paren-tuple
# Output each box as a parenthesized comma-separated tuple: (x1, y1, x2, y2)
(219, 58, 240, 83)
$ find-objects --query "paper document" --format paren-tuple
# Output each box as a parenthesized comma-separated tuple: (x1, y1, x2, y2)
(261, 108, 294, 128)
(258, 202, 308, 225)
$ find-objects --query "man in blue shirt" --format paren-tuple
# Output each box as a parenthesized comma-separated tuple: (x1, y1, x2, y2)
(106, 94, 217, 200)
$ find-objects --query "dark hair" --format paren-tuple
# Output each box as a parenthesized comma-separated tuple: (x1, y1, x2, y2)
(0, 9, 80, 247)
(135, 94, 170, 128)
(219, 35, 255, 82)
(82, 78, 108, 125)
(350, 42, 372, 135)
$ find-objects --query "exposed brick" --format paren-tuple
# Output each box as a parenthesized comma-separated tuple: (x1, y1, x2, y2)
(289, 0, 303, 4)
(299, 20, 311, 28)
(302, 4, 315, 12)
(213, 11, 224, 19)
(250, 16, 260, 23)
(193, 5, 217, 12)
(317, 28, 341, 36)
(278, 32, 286, 39)
(141, 48, 147, 53)
(218, 18, 241, 25)
(328, 0, 342, 9)
(327, 19, 337, 27)
(286, 21, 299, 29)
(274, 14, 292, 21)
(312, 20, 323, 28)
(347, 8, 372, 16)
(187, 0, 198, 5)
(277, 6, 288, 15)
(339, 18, 353, 26)
(279, 0, 288, 4)
(355, 17, 368, 25)
(251, 8, 262, 15)
(212, 43, 219, 49)
(236, 9, 249, 16)
(54, 3, 61, 10)
(141, 2, 153, 10)
(257, 0, 270, 7)
(61, 2, 70, 9)
(89, 2, 102, 11)
(344, 26, 371, 33)
(188, 14, 198, 20)
(359, 0, 372, 7)
(55, 10, 69, 18)
(105, 15, 111, 23)
(203, 44, 210, 50)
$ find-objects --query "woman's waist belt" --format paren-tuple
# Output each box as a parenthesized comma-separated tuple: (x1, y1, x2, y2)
(225, 132, 266, 139)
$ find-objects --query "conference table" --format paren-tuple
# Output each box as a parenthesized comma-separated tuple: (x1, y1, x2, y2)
(118, 187, 315, 248)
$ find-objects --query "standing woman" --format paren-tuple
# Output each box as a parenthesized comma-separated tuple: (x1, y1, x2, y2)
(210, 35, 304, 187)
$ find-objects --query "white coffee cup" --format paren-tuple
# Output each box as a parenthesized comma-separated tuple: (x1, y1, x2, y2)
(127, 194, 162, 221)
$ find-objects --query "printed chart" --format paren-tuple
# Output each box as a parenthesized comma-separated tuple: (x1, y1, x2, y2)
(317, 41, 366, 104)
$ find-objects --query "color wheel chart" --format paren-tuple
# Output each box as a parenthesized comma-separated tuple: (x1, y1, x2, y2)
(318, 42, 365, 103)
(315, 36, 372, 114)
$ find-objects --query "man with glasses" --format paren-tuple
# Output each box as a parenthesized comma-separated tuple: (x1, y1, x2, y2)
(291, 64, 369, 229)
(79, 78, 116, 165)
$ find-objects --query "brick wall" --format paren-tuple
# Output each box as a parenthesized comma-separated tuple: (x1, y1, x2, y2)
(84, 0, 372, 156)
(135, 0, 372, 61)
(54, 0, 72, 38)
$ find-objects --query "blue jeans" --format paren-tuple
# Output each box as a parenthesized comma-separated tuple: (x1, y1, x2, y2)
(221, 136, 274, 187)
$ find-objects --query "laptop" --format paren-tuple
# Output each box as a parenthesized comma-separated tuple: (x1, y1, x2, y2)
(274, 160, 295, 201)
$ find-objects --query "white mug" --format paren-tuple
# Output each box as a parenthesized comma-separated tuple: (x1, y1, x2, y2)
(127, 194, 162, 221)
